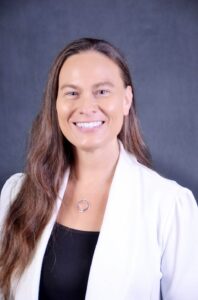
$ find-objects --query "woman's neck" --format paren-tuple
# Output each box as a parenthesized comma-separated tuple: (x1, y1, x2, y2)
(71, 139, 120, 184)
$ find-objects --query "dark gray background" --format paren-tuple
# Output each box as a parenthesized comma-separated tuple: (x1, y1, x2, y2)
(0, 0, 197, 200)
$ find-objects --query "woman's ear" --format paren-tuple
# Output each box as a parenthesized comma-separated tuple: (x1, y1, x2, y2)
(123, 85, 133, 116)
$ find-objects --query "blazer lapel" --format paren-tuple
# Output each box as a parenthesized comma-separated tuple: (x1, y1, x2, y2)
(85, 143, 141, 299)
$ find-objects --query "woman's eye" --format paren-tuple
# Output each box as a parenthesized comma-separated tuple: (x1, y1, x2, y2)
(96, 89, 110, 96)
(64, 91, 78, 97)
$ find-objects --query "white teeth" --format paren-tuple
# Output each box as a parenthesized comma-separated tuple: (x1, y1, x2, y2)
(75, 121, 103, 128)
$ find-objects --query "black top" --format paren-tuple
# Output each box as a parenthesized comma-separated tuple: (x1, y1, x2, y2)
(39, 222, 100, 300)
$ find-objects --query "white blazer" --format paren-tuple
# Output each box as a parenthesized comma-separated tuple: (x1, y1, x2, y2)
(1, 142, 198, 300)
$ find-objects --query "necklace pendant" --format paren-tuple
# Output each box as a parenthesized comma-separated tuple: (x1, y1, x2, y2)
(76, 199, 90, 213)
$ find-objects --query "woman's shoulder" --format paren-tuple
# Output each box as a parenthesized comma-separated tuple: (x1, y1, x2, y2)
(1, 173, 25, 198)
(0, 173, 26, 223)
(139, 161, 194, 200)
(124, 148, 197, 208)
(125, 152, 198, 251)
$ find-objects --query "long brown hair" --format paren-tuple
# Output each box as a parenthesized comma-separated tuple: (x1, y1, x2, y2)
(0, 37, 151, 299)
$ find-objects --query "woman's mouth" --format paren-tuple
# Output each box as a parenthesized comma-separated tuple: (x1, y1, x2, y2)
(73, 121, 105, 129)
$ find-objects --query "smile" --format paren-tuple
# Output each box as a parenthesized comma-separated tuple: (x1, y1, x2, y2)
(74, 121, 105, 129)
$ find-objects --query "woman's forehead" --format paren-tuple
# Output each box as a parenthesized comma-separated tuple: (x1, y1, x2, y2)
(58, 51, 123, 86)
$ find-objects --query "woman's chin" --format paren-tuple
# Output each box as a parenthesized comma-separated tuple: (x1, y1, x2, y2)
(73, 137, 119, 154)
(72, 138, 108, 153)
(76, 143, 102, 153)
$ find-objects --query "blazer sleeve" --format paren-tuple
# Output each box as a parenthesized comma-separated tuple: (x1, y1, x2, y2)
(0, 173, 25, 300)
(0, 173, 25, 234)
(160, 187, 198, 300)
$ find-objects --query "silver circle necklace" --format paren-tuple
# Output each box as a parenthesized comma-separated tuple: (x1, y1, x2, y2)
(76, 199, 90, 213)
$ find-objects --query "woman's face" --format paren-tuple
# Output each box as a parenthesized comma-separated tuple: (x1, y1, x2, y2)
(56, 50, 132, 152)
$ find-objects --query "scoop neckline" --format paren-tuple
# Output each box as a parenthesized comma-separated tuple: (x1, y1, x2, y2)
(55, 222, 100, 234)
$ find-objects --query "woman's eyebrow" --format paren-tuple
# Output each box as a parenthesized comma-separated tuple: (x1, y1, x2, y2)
(59, 84, 79, 90)
(93, 81, 115, 88)
(59, 81, 115, 90)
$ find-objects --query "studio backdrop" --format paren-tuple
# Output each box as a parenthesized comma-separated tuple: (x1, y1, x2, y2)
(0, 0, 197, 200)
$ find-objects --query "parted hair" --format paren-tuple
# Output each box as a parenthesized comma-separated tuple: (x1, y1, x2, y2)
(0, 37, 151, 299)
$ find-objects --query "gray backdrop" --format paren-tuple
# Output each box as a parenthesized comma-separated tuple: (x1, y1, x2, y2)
(0, 0, 197, 201)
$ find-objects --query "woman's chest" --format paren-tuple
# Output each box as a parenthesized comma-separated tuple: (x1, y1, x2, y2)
(57, 180, 110, 231)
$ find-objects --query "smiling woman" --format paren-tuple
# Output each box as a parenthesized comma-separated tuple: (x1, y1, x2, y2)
(0, 38, 198, 300)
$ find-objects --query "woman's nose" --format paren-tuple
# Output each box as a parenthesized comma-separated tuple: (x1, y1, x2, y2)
(78, 93, 97, 115)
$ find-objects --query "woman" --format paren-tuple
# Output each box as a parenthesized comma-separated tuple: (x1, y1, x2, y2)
(0, 38, 198, 300)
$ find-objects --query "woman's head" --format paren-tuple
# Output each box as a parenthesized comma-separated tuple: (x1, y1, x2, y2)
(41, 37, 150, 165)
(56, 50, 133, 152)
